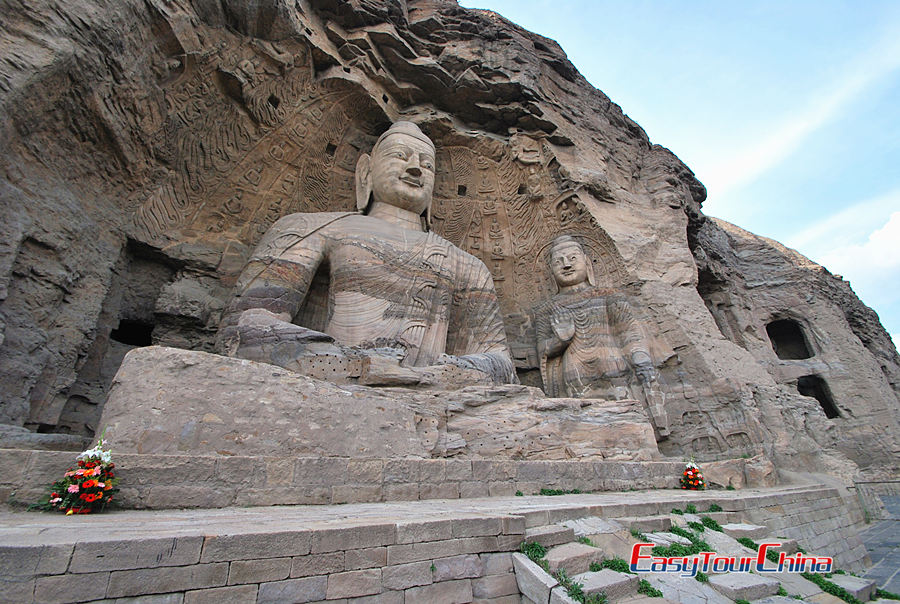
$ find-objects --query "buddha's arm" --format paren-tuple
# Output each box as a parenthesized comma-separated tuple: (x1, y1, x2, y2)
(217, 215, 328, 355)
(445, 258, 517, 384)
(609, 297, 654, 376)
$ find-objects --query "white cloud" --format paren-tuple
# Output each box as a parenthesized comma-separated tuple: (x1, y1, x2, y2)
(816, 211, 900, 278)
(702, 31, 900, 198)
(786, 203, 900, 348)
(785, 188, 900, 253)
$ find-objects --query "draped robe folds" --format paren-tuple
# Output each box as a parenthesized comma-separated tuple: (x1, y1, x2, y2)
(218, 212, 516, 383)
(535, 288, 649, 397)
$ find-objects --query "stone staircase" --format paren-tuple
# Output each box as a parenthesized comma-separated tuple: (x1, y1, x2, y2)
(514, 507, 881, 604)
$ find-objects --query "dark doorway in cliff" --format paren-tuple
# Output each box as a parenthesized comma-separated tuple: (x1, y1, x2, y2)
(110, 319, 155, 347)
(797, 375, 840, 418)
(766, 319, 812, 359)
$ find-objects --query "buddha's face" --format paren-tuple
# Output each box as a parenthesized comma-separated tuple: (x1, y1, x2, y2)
(550, 242, 589, 289)
(370, 132, 436, 215)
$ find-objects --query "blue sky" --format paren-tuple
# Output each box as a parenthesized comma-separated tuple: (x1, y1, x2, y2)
(459, 0, 900, 347)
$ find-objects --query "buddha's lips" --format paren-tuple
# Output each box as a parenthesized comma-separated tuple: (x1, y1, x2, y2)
(400, 176, 423, 187)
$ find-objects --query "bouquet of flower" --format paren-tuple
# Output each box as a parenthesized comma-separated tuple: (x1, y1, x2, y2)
(34, 436, 119, 514)
(680, 460, 706, 490)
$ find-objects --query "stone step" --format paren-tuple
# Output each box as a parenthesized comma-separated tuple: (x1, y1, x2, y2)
(563, 516, 624, 537)
(642, 573, 733, 604)
(550, 585, 579, 603)
(525, 524, 576, 548)
(617, 515, 672, 533)
(828, 574, 877, 602)
(584, 529, 643, 561)
(513, 552, 558, 604)
(721, 522, 770, 540)
(645, 531, 692, 547)
(617, 596, 676, 604)
(708, 572, 781, 600)
(678, 511, 739, 525)
(572, 568, 639, 601)
(545, 542, 605, 575)
(756, 536, 800, 555)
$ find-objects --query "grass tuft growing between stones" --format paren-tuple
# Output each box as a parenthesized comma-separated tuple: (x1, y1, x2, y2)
(638, 578, 663, 597)
(520, 542, 608, 604)
(801, 572, 863, 604)
(556, 568, 607, 603)
(700, 515, 723, 532)
(597, 557, 630, 573)
(538, 487, 582, 496)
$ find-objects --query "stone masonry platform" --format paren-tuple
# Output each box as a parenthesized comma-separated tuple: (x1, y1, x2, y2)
(0, 484, 871, 603)
(1, 449, 778, 510)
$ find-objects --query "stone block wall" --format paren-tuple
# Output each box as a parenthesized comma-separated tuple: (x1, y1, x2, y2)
(853, 480, 900, 521)
(715, 487, 871, 572)
(4, 516, 525, 604)
(1, 449, 686, 509)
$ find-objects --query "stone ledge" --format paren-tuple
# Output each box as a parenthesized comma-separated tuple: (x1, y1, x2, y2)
(2, 448, 692, 509)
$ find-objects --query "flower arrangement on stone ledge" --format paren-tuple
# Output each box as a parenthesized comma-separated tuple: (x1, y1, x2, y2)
(680, 459, 707, 490)
(33, 435, 119, 514)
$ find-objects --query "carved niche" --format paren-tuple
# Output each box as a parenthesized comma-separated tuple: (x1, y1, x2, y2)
(129, 34, 387, 271)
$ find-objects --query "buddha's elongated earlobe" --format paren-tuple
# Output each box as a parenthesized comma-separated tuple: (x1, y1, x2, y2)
(355, 153, 372, 213)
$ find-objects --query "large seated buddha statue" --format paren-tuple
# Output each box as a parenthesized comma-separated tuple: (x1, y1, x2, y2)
(217, 121, 517, 386)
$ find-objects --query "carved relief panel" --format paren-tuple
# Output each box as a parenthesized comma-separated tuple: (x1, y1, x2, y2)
(130, 35, 385, 273)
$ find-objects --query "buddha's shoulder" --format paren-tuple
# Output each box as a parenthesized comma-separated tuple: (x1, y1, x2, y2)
(266, 211, 357, 234)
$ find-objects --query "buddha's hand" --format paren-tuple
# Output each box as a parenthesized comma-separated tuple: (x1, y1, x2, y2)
(551, 310, 576, 342)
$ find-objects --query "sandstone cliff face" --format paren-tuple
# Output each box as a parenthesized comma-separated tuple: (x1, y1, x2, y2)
(1, 0, 897, 476)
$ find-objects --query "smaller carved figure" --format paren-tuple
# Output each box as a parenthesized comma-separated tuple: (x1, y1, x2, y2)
(534, 235, 669, 435)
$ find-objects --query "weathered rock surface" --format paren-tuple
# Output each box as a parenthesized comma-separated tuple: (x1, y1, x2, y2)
(99, 346, 660, 459)
(0, 0, 897, 478)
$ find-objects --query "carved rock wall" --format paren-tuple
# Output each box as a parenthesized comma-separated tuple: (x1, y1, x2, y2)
(1, 0, 898, 476)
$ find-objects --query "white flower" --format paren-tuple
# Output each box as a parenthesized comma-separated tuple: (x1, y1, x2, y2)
(77, 444, 114, 464)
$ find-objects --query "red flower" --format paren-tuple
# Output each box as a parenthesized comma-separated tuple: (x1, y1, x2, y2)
(82, 479, 97, 489)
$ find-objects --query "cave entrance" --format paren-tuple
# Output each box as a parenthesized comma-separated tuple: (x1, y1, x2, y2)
(797, 375, 840, 418)
(110, 319, 155, 347)
(766, 318, 812, 360)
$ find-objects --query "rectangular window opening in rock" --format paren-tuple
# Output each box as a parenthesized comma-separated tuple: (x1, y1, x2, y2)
(766, 318, 813, 360)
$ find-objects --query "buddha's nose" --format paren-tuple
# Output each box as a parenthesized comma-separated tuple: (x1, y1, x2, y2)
(405, 156, 422, 177)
